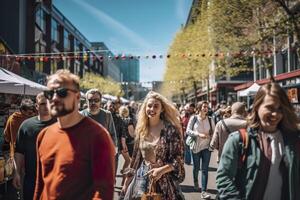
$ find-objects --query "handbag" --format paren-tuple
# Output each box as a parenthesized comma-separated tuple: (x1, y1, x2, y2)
(185, 135, 196, 150)
(141, 179, 162, 200)
(4, 130, 16, 177)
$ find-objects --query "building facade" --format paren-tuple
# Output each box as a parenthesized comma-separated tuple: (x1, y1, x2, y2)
(114, 54, 140, 83)
(0, 0, 103, 84)
(91, 42, 122, 82)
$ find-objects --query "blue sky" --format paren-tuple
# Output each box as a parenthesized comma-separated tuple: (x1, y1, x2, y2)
(53, 0, 193, 83)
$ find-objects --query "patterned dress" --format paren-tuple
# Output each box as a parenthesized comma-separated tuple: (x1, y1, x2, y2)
(127, 120, 185, 200)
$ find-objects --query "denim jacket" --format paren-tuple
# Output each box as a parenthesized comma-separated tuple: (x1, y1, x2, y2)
(216, 128, 300, 200)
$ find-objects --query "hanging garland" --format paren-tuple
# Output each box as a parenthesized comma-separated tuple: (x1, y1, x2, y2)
(0, 48, 298, 62)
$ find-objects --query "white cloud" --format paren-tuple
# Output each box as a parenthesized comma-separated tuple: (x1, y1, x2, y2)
(72, 0, 153, 51)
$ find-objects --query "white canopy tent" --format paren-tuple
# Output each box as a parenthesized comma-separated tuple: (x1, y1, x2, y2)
(0, 67, 47, 95)
(238, 83, 261, 97)
(102, 94, 129, 104)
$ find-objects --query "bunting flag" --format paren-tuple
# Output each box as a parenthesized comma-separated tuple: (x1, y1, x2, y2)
(0, 48, 297, 62)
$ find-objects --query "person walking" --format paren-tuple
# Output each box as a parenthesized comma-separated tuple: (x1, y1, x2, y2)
(81, 89, 118, 146)
(210, 102, 247, 160)
(122, 91, 185, 200)
(217, 82, 300, 200)
(186, 101, 215, 199)
(33, 70, 115, 200)
(13, 93, 56, 200)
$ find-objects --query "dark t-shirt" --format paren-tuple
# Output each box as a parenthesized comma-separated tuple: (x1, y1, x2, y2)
(121, 117, 135, 144)
(16, 116, 56, 180)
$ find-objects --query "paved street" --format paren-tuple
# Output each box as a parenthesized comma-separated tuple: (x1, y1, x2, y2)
(114, 151, 218, 200)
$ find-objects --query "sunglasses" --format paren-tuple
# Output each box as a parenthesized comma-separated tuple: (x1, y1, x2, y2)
(44, 88, 78, 100)
(87, 98, 101, 104)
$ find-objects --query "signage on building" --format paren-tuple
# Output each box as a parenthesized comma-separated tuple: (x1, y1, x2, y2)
(287, 88, 298, 103)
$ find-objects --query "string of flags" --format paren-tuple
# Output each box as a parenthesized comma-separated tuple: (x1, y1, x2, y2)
(0, 48, 298, 62)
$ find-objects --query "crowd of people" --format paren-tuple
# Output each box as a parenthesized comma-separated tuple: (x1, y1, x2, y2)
(0, 69, 299, 200)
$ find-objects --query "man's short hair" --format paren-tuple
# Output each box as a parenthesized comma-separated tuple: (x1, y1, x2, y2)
(20, 98, 34, 111)
(47, 69, 80, 91)
(231, 102, 246, 115)
(85, 88, 102, 99)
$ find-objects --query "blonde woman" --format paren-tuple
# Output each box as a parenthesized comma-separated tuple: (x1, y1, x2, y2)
(121, 91, 185, 200)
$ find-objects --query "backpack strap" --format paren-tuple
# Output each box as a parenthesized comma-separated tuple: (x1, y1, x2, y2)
(238, 128, 249, 166)
(221, 119, 231, 134)
(208, 116, 213, 136)
(105, 110, 110, 129)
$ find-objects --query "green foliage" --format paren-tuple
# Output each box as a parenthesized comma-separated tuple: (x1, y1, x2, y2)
(162, 0, 300, 98)
(80, 72, 123, 96)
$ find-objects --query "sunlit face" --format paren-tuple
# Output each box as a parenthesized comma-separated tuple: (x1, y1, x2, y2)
(36, 96, 49, 117)
(46, 77, 79, 118)
(146, 98, 163, 119)
(87, 93, 101, 114)
(257, 94, 283, 132)
(201, 103, 209, 114)
(188, 105, 195, 114)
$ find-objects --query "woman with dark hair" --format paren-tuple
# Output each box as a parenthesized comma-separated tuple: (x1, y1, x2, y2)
(216, 82, 300, 200)
(186, 101, 215, 199)
(121, 91, 185, 200)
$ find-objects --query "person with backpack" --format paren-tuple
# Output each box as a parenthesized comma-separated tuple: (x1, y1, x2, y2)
(186, 101, 215, 199)
(216, 82, 300, 200)
(210, 102, 247, 161)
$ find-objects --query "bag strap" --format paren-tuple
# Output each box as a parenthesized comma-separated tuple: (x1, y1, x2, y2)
(221, 119, 231, 134)
(191, 115, 197, 130)
(105, 111, 109, 129)
(148, 178, 157, 194)
(9, 128, 14, 159)
(208, 116, 213, 136)
(238, 128, 249, 165)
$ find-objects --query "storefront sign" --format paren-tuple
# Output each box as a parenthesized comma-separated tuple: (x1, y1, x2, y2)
(287, 88, 298, 103)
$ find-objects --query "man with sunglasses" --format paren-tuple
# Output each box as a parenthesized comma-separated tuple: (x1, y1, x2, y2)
(13, 93, 56, 200)
(33, 70, 115, 200)
(81, 88, 118, 147)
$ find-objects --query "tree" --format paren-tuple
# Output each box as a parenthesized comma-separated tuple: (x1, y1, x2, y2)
(80, 72, 123, 96)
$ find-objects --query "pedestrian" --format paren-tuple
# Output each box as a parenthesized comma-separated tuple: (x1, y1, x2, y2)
(217, 82, 300, 200)
(4, 98, 36, 144)
(81, 89, 118, 146)
(13, 92, 56, 200)
(121, 91, 185, 200)
(186, 101, 215, 199)
(33, 69, 115, 200)
(3, 98, 36, 200)
(181, 103, 195, 165)
(119, 105, 135, 186)
(106, 100, 123, 175)
(210, 102, 247, 160)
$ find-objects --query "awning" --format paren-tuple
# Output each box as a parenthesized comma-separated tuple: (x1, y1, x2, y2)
(238, 83, 261, 97)
(0, 67, 47, 95)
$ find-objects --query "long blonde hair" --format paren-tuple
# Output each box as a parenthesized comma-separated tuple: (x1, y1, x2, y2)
(135, 91, 182, 140)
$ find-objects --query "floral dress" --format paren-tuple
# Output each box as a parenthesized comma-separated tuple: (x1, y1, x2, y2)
(126, 120, 185, 200)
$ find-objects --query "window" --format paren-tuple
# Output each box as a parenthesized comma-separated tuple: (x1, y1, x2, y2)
(64, 30, 70, 50)
(51, 19, 59, 43)
(50, 59, 57, 74)
(74, 61, 80, 75)
(35, 41, 46, 72)
(35, 8, 46, 33)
